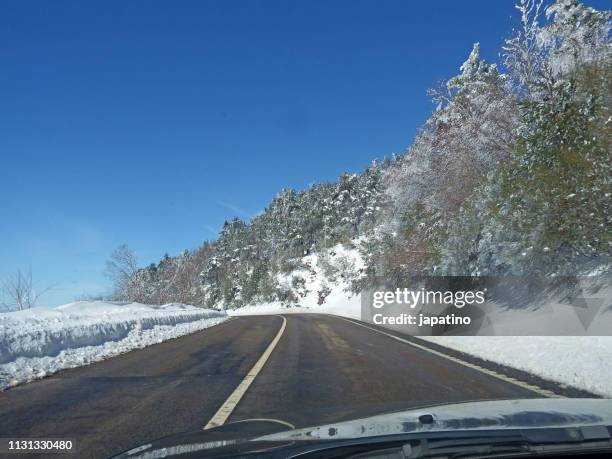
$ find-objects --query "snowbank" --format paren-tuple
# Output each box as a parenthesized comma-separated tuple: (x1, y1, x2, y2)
(0, 301, 227, 390)
(422, 335, 612, 398)
(229, 283, 361, 319)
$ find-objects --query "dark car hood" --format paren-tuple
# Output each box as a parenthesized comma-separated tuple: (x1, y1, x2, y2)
(114, 398, 612, 458)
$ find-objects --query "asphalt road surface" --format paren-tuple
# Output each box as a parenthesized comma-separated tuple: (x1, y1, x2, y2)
(0, 314, 588, 458)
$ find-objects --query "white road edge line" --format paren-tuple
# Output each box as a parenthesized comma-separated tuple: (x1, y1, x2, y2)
(337, 316, 565, 399)
(204, 315, 287, 430)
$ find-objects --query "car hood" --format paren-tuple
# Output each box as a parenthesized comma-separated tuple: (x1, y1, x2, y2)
(114, 398, 612, 458)
(259, 398, 612, 441)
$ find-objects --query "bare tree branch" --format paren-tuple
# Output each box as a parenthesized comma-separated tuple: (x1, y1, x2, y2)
(1, 267, 51, 311)
(104, 244, 139, 301)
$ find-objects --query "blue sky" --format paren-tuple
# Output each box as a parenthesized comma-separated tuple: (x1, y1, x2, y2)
(1, 0, 606, 306)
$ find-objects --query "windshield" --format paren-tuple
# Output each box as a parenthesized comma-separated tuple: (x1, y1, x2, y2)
(0, 1, 611, 458)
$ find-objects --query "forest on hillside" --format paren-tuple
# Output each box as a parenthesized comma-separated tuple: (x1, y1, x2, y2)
(107, 0, 611, 309)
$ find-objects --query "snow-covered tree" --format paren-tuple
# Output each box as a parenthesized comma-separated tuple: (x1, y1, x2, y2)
(503, 0, 546, 92)
(539, 0, 611, 75)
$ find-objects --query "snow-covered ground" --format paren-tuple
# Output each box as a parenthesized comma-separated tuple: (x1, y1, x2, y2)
(228, 283, 361, 318)
(0, 301, 227, 390)
(423, 336, 612, 398)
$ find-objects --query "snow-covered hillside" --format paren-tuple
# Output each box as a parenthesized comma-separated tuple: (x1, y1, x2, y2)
(230, 243, 363, 318)
(0, 301, 226, 390)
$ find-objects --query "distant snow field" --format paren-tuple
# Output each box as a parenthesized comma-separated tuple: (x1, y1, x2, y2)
(0, 301, 227, 390)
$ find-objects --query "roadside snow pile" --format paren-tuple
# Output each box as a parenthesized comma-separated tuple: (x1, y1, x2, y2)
(423, 336, 612, 397)
(229, 283, 362, 319)
(230, 243, 363, 319)
(0, 301, 227, 390)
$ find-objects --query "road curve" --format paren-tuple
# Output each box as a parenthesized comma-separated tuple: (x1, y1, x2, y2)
(0, 313, 580, 458)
